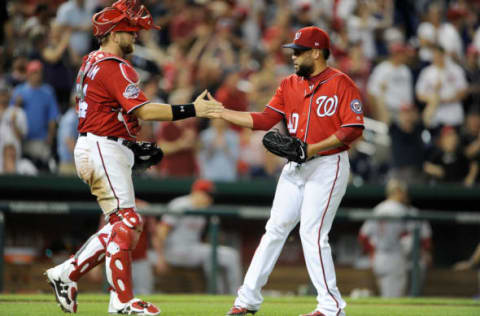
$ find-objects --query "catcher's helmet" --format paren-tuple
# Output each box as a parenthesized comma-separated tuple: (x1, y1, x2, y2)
(92, 0, 160, 37)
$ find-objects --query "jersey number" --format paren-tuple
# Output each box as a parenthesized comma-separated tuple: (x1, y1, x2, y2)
(287, 112, 299, 133)
(316, 95, 338, 117)
(78, 84, 88, 118)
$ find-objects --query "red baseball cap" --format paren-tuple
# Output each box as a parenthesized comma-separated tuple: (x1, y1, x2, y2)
(192, 179, 215, 193)
(283, 26, 330, 51)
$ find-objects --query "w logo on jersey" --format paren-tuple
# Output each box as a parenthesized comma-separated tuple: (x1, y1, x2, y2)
(316, 95, 338, 117)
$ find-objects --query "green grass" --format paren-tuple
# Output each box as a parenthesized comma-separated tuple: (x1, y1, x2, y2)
(0, 294, 478, 316)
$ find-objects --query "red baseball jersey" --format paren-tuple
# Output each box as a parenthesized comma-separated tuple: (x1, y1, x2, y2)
(76, 50, 149, 140)
(267, 67, 364, 155)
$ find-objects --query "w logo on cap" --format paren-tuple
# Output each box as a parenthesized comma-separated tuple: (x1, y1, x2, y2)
(295, 32, 302, 40)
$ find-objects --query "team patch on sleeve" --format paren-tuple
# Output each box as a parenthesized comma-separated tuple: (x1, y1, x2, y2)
(119, 63, 139, 84)
(350, 99, 363, 114)
(123, 83, 140, 99)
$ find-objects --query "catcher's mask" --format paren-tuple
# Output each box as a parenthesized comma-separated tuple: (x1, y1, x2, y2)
(92, 0, 160, 37)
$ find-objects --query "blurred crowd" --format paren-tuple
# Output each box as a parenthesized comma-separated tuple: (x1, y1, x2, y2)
(1, 0, 480, 187)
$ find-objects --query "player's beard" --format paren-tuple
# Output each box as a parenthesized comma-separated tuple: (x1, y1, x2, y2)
(119, 41, 134, 56)
(296, 63, 314, 78)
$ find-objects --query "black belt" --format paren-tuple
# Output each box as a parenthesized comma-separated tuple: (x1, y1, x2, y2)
(79, 132, 133, 148)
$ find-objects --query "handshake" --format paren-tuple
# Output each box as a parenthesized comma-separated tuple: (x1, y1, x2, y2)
(192, 90, 225, 119)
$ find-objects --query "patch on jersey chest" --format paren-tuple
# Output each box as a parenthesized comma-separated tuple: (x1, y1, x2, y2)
(119, 63, 139, 84)
(123, 83, 140, 99)
(350, 99, 363, 114)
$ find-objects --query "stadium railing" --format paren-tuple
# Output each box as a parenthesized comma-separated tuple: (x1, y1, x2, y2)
(0, 200, 479, 295)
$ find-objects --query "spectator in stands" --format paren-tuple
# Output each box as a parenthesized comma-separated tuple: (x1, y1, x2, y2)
(56, 97, 78, 175)
(197, 118, 240, 181)
(346, 0, 393, 61)
(416, 20, 436, 65)
(0, 142, 37, 175)
(247, 56, 283, 112)
(440, 6, 468, 63)
(388, 104, 428, 184)
(474, 26, 480, 53)
(423, 126, 478, 186)
(22, 3, 51, 43)
(416, 45, 468, 131)
(416, 2, 464, 64)
(155, 179, 242, 294)
(358, 179, 411, 297)
(291, 1, 315, 30)
(55, 0, 92, 66)
(464, 45, 480, 113)
(155, 90, 198, 178)
(0, 85, 27, 159)
(215, 70, 249, 132)
(0, 85, 32, 175)
(367, 43, 414, 124)
(41, 22, 74, 113)
(337, 41, 371, 114)
(461, 109, 480, 166)
(10, 60, 59, 171)
(237, 128, 285, 178)
(5, 56, 28, 87)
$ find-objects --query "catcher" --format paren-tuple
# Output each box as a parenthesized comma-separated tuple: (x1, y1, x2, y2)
(44, 1, 222, 315)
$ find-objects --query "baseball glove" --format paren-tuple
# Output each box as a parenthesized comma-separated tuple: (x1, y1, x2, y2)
(262, 130, 308, 164)
(130, 141, 164, 171)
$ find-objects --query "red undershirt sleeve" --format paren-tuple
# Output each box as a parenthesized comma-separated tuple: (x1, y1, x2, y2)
(250, 106, 284, 131)
(334, 126, 363, 146)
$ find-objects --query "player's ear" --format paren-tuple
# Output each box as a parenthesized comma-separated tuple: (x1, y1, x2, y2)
(311, 49, 322, 60)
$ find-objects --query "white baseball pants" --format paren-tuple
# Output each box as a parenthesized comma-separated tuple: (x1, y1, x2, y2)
(74, 133, 135, 215)
(235, 151, 349, 316)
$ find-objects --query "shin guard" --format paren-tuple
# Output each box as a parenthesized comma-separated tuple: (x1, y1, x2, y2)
(67, 222, 113, 282)
(105, 208, 143, 303)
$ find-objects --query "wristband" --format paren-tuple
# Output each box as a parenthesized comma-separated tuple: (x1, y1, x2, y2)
(171, 103, 196, 120)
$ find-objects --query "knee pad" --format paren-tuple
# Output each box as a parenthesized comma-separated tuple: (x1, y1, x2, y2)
(110, 219, 141, 251)
(117, 208, 144, 232)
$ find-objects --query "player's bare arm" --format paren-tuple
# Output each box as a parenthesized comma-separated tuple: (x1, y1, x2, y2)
(306, 134, 344, 158)
(220, 108, 254, 128)
(133, 90, 223, 121)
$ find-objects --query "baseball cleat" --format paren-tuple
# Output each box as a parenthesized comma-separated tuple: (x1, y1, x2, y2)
(108, 289, 160, 315)
(226, 306, 257, 315)
(45, 268, 78, 313)
(299, 311, 326, 316)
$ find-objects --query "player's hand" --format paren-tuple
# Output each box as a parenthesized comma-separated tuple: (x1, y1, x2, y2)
(453, 260, 472, 271)
(155, 256, 170, 275)
(193, 90, 224, 118)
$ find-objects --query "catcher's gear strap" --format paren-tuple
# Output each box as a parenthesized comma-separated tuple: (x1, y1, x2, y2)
(76, 54, 130, 102)
(251, 106, 284, 130)
(334, 126, 363, 146)
(116, 208, 143, 232)
(171, 103, 196, 121)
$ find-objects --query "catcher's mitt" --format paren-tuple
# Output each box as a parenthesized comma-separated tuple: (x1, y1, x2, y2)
(129, 141, 164, 171)
(262, 130, 308, 164)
